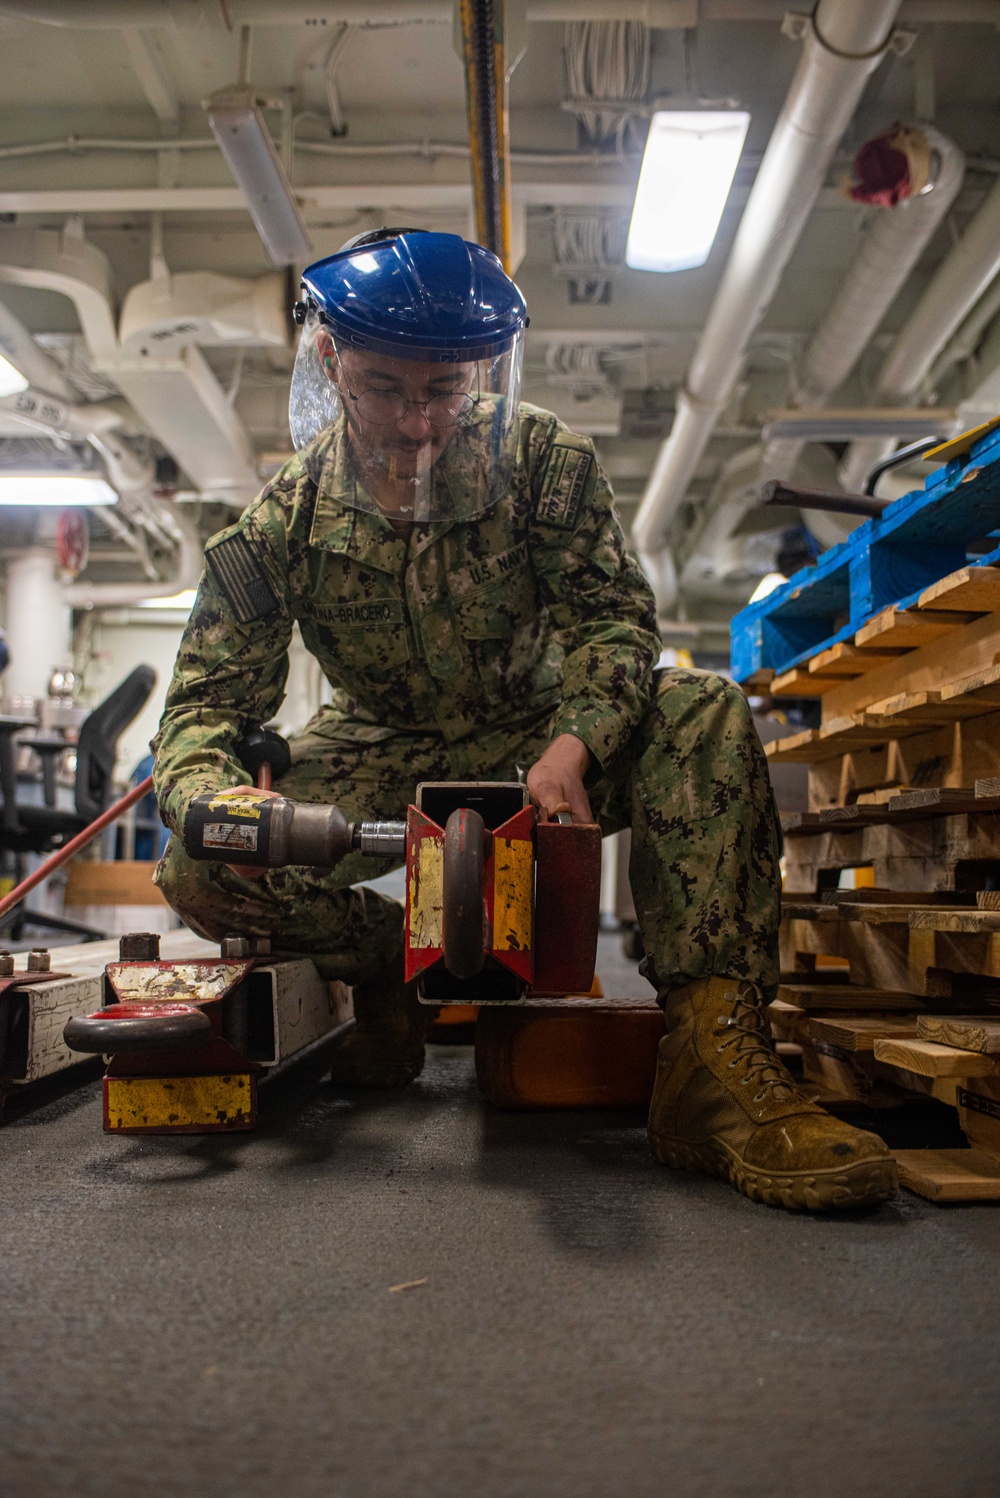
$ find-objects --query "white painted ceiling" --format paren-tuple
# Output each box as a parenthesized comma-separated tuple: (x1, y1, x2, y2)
(0, 2, 999, 641)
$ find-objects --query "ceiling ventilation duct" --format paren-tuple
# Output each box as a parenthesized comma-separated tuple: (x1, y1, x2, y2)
(0, 226, 266, 509)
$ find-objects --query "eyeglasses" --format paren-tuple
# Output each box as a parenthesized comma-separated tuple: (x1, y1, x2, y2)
(344, 384, 478, 428)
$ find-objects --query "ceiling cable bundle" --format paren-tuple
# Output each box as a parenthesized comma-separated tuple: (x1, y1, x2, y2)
(563, 21, 650, 152)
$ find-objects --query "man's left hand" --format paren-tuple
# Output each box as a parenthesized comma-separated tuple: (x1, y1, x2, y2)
(526, 733, 595, 824)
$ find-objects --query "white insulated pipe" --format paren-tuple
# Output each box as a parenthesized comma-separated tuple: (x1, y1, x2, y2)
(630, 0, 903, 583)
(758, 122, 964, 488)
(840, 169, 1000, 490)
(4, 549, 72, 703)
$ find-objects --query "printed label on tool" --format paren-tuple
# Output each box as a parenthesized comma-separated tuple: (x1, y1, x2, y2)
(207, 791, 266, 819)
(203, 822, 259, 852)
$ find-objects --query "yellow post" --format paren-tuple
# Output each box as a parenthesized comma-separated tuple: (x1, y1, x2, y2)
(459, 0, 512, 273)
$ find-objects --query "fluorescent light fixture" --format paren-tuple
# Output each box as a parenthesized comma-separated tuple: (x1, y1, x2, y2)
(0, 353, 28, 398)
(0, 474, 116, 506)
(139, 589, 198, 611)
(626, 110, 750, 274)
(748, 571, 788, 604)
(206, 86, 313, 267)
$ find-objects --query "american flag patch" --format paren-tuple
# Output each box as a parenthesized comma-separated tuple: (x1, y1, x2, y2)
(536, 442, 594, 530)
(206, 529, 280, 624)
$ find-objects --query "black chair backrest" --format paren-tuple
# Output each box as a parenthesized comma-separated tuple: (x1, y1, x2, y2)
(74, 665, 157, 821)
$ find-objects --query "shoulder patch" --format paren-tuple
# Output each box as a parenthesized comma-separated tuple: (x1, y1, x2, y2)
(206, 529, 280, 624)
(536, 439, 594, 530)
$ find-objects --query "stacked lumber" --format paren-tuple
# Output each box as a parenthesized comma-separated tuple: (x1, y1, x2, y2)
(728, 423, 1000, 1199)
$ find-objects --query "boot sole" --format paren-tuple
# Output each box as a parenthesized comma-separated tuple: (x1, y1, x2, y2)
(649, 1131, 898, 1212)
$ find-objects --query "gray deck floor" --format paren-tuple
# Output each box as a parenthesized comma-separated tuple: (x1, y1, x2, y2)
(1, 937, 999, 1498)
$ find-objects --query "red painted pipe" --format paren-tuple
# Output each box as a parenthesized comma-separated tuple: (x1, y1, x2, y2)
(0, 774, 155, 921)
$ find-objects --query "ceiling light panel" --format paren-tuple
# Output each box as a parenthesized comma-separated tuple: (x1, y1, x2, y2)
(0, 474, 116, 506)
(626, 111, 750, 275)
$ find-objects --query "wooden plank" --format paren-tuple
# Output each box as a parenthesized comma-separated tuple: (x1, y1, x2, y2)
(822, 613, 1000, 722)
(770, 668, 842, 697)
(916, 1015, 1000, 1053)
(893, 1147, 1000, 1202)
(940, 660, 1000, 707)
(740, 668, 775, 692)
(824, 889, 971, 906)
(864, 690, 980, 724)
(778, 983, 925, 1012)
(917, 566, 1000, 614)
(855, 606, 972, 651)
(872, 1037, 1000, 1077)
(809, 641, 908, 677)
(909, 908, 1000, 934)
(835, 903, 920, 926)
(808, 1016, 920, 1052)
(64, 860, 166, 906)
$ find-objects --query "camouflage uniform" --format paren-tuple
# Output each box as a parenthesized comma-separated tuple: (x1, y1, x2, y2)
(153, 404, 781, 999)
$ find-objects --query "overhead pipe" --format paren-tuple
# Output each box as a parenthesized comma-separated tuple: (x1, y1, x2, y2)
(678, 121, 963, 587)
(630, 0, 906, 602)
(840, 169, 1000, 490)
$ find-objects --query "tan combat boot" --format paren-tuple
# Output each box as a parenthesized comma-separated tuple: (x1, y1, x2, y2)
(329, 956, 428, 1088)
(648, 976, 898, 1211)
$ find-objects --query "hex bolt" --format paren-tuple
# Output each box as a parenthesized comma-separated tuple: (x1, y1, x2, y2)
(0, 950, 13, 977)
(249, 935, 271, 957)
(221, 935, 251, 959)
(27, 948, 51, 973)
(119, 932, 161, 962)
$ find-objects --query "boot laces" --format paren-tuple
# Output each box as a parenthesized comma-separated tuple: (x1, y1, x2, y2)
(714, 986, 795, 1102)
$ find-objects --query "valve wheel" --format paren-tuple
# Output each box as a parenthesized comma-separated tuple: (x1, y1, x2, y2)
(63, 1001, 213, 1055)
(442, 807, 487, 981)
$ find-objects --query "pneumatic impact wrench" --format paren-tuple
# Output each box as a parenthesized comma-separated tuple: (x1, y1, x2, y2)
(182, 728, 405, 870)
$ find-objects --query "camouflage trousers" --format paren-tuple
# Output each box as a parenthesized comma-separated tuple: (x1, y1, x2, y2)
(154, 668, 782, 1000)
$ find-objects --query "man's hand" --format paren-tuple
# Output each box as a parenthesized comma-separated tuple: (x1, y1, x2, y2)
(226, 783, 280, 878)
(526, 734, 595, 824)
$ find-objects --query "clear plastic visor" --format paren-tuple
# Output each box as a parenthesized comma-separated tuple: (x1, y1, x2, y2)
(288, 310, 523, 523)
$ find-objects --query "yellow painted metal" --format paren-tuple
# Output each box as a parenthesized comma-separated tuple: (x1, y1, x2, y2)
(923, 413, 1000, 465)
(408, 837, 444, 948)
(493, 836, 533, 953)
(105, 1073, 254, 1132)
(458, 0, 512, 272)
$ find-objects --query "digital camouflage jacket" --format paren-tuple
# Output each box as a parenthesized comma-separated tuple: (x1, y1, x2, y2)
(152, 403, 660, 833)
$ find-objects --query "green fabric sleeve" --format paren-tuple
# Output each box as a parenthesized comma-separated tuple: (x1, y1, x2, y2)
(527, 421, 660, 768)
(151, 490, 294, 833)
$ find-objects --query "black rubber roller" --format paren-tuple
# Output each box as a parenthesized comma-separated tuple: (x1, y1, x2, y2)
(442, 806, 487, 981)
(64, 1002, 213, 1054)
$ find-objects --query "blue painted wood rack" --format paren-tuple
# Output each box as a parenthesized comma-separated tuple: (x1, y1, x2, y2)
(729, 425, 1000, 684)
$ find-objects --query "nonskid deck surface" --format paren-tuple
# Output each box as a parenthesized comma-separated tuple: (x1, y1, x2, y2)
(0, 936, 998, 1498)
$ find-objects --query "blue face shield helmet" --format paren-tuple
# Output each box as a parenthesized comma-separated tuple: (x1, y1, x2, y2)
(289, 229, 527, 523)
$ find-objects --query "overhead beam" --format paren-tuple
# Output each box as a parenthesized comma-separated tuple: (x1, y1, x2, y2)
(0, 182, 637, 214)
(122, 29, 179, 133)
